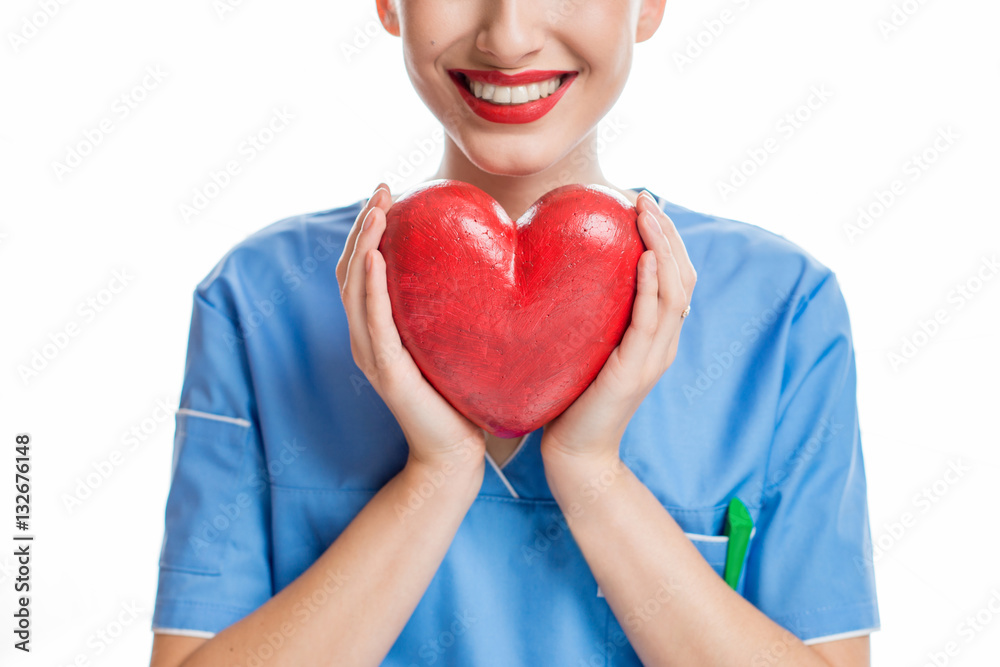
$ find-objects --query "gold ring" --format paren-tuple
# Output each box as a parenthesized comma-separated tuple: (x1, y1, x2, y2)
(681, 305, 691, 319)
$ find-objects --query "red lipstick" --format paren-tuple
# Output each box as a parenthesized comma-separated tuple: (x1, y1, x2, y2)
(448, 69, 578, 125)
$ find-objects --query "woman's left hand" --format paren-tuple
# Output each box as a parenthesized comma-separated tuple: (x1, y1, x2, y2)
(540, 191, 697, 467)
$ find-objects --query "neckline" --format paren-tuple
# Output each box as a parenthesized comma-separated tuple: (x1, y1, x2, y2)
(486, 431, 531, 471)
(355, 185, 657, 210)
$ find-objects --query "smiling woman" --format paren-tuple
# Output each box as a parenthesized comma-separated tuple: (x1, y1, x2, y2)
(149, 1, 879, 665)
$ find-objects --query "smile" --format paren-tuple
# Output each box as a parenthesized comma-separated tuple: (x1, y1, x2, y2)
(448, 69, 578, 124)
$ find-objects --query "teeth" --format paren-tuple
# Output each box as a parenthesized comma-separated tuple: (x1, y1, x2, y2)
(468, 75, 564, 104)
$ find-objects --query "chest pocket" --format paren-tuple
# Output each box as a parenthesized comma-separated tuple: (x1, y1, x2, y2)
(601, 529, 756, 665)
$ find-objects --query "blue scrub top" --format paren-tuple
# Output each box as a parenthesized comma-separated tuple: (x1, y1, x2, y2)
(151, 187, 880, 662)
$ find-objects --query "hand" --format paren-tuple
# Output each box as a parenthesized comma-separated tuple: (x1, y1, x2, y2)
(540, 191, 697, 466)
(336, 183, 487, 473)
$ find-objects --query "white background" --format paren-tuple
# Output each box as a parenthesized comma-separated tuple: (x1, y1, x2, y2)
(2, 0, 998, 665)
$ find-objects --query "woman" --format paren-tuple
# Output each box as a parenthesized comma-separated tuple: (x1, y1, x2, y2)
(150, 1, 879, 664)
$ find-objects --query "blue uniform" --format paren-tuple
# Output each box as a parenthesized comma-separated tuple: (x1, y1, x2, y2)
(151, 187, 880, 663)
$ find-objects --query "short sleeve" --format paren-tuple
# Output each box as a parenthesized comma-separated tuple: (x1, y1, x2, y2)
(151, 290, 274, 635)
(742, 271, 880, 643)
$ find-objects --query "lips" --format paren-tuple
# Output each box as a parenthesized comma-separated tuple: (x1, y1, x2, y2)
(448, 68, 578, 124)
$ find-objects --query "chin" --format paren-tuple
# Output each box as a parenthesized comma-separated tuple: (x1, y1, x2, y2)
(461, 135, 565, 178)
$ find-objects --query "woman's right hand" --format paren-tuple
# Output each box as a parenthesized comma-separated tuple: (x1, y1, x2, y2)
(336, 183, 487, 475)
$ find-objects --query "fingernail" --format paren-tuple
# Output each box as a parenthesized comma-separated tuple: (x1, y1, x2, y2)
(643, 209, 667, 238)
(360, 207, 376, 234)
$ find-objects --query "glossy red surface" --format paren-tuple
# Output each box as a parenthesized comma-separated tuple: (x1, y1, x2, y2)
(378, 179, 644, 438)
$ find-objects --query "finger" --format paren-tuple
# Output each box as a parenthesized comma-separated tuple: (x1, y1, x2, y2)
(337, 187, 381, 294)
(636, 210, 691, 363)
(615, 250, 659, 375)
(343, 205, 389, 371)
(638, 208, 688, 315)
(656, 228, 691, 324)
(337, 183, 390, 293)
(638, 192, 696, 293)
(365, 246, 478, 446)
(365, 247, 409, 385)
(346, 185, 393, 290)
(342, 205, 379, 299)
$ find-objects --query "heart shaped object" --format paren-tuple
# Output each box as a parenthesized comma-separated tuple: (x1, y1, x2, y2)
(378, 179, 644, 438)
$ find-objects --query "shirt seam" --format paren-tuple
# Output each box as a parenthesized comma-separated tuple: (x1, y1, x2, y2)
(770, 598, 878, 622)
(193, 287, 244, 335)
(802, 626, 879, 645)
(176, 408, 251, 428)
(156, 598, 262, 614)
(152, 626, 217, 639)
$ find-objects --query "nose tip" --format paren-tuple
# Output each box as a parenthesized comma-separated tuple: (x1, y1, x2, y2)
(474, 3, 545, 67)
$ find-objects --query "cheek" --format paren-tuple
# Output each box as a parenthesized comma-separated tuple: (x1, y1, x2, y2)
(560, 4, 634, 75)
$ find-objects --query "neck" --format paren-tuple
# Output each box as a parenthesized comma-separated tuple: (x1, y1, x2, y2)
(430, 126, 638, 220)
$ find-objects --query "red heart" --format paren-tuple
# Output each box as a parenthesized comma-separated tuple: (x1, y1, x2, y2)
(378, 179, 644, 438)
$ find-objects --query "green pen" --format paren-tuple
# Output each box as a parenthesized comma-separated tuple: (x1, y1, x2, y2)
(722, 496, 754, 590)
